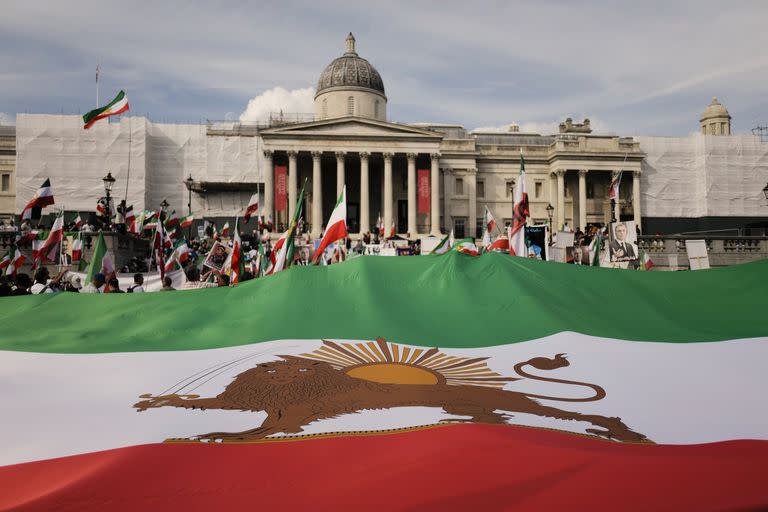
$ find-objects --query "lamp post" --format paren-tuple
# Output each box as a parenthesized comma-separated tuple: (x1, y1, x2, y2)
(185, 175, 194, 239)
(102, 171, 116, 229)
(546, 203, 554, 245)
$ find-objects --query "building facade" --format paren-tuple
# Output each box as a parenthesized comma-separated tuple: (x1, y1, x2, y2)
(0, 125, 15, 218)
(10, 34, 768, 237)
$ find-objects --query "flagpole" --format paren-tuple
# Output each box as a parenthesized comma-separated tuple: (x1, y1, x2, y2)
(95, 64, 100, 108)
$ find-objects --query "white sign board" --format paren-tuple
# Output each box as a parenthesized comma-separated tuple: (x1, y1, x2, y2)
(686, 240, 710, 270)
(555, 231, 574, 249)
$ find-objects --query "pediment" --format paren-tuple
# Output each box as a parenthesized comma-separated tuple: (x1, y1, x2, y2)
(261, 117, 441, 139)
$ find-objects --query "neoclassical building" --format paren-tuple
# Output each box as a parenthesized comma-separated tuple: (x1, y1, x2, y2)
(258, 33, 643, 239)
(13, 34, 765, 237)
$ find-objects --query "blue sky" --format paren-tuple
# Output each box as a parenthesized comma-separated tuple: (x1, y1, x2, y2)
(1, 0, 767, 135)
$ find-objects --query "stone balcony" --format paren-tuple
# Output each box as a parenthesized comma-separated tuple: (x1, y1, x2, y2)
(638, 235, 768, 270)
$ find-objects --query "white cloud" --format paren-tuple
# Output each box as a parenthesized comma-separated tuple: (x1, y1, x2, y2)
(239, 87, 315, 122)
(0, 112, 15, 125)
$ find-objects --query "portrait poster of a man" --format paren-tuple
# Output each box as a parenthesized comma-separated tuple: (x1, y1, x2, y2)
(609, 221, 639, 269)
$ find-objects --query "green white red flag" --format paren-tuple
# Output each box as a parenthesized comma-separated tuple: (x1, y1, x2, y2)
(228, 220, 242, 285)
(244, 193, 259, 222)
(83, 90, 129, 129)
(179, 214, 194, 229)
(36, 213, 64, 263)
(1, 256, 767, 510)
(452, 238, 479, 256)
(509, 152, 529, 257)
(5, 243, 25, 276)
(312, 186, 347, 264)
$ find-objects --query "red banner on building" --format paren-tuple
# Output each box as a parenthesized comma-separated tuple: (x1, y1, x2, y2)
(275, 165, 287, 212)
(418, 169, 430, 214)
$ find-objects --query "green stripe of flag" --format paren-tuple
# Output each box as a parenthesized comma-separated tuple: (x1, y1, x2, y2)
(0, 254, 766, 354)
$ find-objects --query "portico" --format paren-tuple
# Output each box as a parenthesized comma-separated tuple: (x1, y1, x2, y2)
(261, 117, 443, 238)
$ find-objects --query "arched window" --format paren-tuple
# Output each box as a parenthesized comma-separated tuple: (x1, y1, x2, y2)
(347, 96, 355, 115)
(374, 100, 379, 118)
(322, 99, 328, 119)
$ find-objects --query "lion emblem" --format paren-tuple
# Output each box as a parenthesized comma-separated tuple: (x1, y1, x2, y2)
(135, 338, 648, 443)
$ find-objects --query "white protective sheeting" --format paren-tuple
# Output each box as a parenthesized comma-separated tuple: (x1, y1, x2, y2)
(638, 134, 768, 217)
(16, 115, 265, 218)
(15, 114, 148, 212)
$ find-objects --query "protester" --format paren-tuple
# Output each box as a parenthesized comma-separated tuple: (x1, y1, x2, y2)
(106, 277, 124, 293)
(127, 273, 145, 293)
(161, 276, 176, 291)
(182, 267, 216, 290)
(64, 274, 82, 293)
(82, 273, 106, 293)
(11, 274, 33, 295)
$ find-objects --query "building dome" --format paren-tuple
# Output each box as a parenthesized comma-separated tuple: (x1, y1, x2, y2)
(316, 33, 385, 97)
(700, 97, 730, 121)
(699, 97, 731, 136)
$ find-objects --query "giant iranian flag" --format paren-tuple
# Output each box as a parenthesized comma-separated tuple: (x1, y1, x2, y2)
(0, 254, 767, 510)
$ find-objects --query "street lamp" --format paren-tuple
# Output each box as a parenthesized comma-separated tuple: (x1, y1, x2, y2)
(546, 203, 554, 245)
(102, 171, 116, 228)
(184, 175, 194, 239)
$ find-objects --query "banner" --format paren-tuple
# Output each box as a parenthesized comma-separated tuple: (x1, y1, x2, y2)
(609, 220, 639, 269)
(275, 165, 287, 212)
(417, 169, 430, 214)
(525, 225, 547, 260)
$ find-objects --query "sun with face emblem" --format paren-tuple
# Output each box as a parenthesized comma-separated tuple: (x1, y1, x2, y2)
(300, 338, 516, 388)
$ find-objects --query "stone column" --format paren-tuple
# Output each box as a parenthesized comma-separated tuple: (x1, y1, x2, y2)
(263, 149, 274, 223)
(633, 171, 641, 232)
(383, 153, 393, 235)
(578, 170, 587, 231)
(287, 150, 298, 220)
(613, 171, 621, 222)
(443, 168, 453, 233)
(430, 153, 441, 235)
(407, 153, 417, 237)
(335, 151, 346, 198)
(359, 152, 370, 235)
(467, 168, 477, 238)
(556, 170, 565, 229)
(311, 151, 322, 238)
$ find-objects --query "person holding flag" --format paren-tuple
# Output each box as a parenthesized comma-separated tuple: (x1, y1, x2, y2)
(312, 187, 347, 265)
(266, 182, 306, 275)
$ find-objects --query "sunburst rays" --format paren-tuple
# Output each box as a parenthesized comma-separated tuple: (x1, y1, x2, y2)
(301, 338, 516, 388)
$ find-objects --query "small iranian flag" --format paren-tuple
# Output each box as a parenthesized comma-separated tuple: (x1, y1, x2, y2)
(609, 171, 623, 201)
(589, 230, 604, 267)
(229, 220, 242, 285)
(312, 187, 347, 264)
(220, 222, 230, 237)
(164, 210, 179, 229)
(83, 90, 130, 129)
(244, 193, 259, 223)
(0, 247, 11, 271)
(179, 214, 194, 229)
(21, 179, 55, 220)
(72, 213, 83, 229)
(37, 213, 64, 263)
(5, 244, 26, 276)
(452, 238, 479, 256)
(72, 235, 83, 263)
(430, 233, 451, 254)
(85, 233, 115, 282)
(125, 205, 136, 233)
(509, 151, 529, 257)
(640, 250, 654, 271)
(487, 234, 510, 252)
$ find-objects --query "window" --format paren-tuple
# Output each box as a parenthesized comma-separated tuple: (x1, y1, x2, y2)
(587, 182, 595, 199)
(476, 218, 484, 237)
(347, 96, 355, 115)
(454, 218, 466, 239)
(535, 181, 542, 198)
(505, 180, 514, 198)
(322, 99, 328, 119)
(1, 174, 8, 192)
(455, 177, 464, 196)
(374, 100, 379, 118)
(477, 181, 485, 198)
